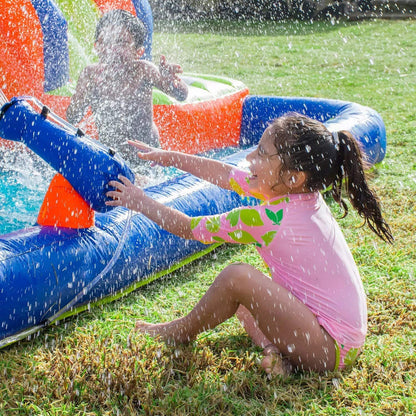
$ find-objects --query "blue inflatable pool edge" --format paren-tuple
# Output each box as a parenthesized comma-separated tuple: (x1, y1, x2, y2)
(0, 95, 387, 349)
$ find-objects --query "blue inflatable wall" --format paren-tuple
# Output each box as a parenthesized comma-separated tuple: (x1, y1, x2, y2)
(240, 96, 386, 165)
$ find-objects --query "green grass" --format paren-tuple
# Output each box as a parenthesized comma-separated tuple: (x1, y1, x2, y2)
(1, 18, 416, 415)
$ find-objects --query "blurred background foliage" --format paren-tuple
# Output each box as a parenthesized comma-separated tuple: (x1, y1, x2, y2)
(148, 0, 412, 21)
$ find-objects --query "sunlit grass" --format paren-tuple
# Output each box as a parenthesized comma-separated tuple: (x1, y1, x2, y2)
(1, 18, 415, 415)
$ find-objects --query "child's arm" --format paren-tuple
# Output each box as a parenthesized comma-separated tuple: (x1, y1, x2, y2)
(128, 140, 234, 190)
(153, 55, 188, 102)
(66, 67, 93, 124)
(106, 175, 194, 239)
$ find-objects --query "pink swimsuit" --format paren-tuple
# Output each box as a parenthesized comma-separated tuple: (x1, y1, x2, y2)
(191, 167, 367, 369)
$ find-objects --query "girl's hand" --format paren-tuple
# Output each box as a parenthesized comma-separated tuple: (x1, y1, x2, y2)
(106, 174, 194, 239)
(106, 175, 144, 211)
(128, 140, 174, 166)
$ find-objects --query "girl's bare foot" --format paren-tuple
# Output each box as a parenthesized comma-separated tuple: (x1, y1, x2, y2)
(135, 320, 195, 345)
(261, 344, 293, 376)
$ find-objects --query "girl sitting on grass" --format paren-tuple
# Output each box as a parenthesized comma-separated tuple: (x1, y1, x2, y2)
(106, 113, 393, 375)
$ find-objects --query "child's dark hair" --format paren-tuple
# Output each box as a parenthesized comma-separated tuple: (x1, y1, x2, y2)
(95, 9, 146, 49)
(272, 113, 393, 243)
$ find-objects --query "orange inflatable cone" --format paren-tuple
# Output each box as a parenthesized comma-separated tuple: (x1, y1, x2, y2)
(37, 173, 95, 228)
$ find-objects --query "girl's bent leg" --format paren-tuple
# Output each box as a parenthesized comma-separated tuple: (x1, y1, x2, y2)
(236, 306, 292, 375)
(136, 263, 336, 372)
(236, 305, 271, 348)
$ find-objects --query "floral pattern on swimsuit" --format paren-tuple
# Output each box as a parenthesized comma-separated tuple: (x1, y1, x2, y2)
(190, 195, 289, 249)
(190, 167, 291, 248)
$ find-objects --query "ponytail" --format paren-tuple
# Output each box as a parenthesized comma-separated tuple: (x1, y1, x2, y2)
(272, 114, 393, 244)
(331, 131, 393, 244)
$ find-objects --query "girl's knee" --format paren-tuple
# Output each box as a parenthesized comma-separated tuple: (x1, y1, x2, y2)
(216, 263, 257, 288)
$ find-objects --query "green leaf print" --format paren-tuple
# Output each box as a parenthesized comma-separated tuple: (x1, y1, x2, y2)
(261, 231, 277, 247)
(239, 209, 264, 227)
(212, 236, 225, 243)
(226, 210, 240, 227)
(190, 217, 202, 230)
(269, 197, 289, 206)
(228, 230, 258, 244)
(206, 216, 221, 233)
(343, 348, 360, 367)
(265, 208, 283, 225)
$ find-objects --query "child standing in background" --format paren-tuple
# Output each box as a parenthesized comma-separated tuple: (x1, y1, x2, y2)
(66, 9, 188, 165)
(106, 113, 393, 375)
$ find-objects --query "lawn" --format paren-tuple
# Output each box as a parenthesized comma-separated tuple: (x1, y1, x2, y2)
(1, 18, 415, 415)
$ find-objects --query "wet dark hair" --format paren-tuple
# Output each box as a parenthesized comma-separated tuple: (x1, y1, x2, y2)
(95, 9, 146, 49)
(271, 113, 393, 243)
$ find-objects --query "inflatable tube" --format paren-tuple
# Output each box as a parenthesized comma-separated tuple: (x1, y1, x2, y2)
(0, 97, 134, 212)
(0, 151, 255, 348)
(0, 94, 387, 348)
(155, 75, 249, 153)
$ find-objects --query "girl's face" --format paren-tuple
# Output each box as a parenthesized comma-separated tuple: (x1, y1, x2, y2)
(246, 124, 291, 199)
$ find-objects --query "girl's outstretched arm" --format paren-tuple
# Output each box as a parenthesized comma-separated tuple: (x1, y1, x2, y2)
(128, 140, 235, 190)
(106, 175, 195, 240)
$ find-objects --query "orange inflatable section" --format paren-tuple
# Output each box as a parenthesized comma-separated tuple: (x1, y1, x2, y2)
(0, 0, 45, 99)
(93, 0, 137, 15)
(155, 88, 250, 154)
(37, 174, 95, 229)
(51, 88, 250, 153)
